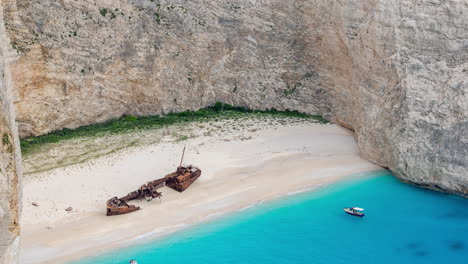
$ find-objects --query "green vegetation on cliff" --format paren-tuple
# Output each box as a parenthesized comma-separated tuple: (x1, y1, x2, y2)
(20, 102, 329, 155)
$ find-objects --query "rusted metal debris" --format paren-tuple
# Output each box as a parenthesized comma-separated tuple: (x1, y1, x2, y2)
(106, 197, 140, 216)
(106, 147, 201, 216)
(165, 165, 202, 192)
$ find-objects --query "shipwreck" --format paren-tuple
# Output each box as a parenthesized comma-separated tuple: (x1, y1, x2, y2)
(106, 147, 201, 216)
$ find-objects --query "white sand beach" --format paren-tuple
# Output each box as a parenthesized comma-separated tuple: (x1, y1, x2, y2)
(20, 122, 381, 264)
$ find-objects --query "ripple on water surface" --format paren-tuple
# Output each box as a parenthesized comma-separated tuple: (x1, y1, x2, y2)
(73, 171, 468, 264)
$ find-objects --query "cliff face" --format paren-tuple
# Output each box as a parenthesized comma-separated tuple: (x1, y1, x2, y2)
(1, 0, 467, 197)
(0, 2, 22, 262)
(384, 1, 468, 196)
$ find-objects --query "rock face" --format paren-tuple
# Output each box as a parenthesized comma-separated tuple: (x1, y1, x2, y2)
(0, 2, 22, 262)
(0, 0, 467, 199)
(382, 1, 468, 196)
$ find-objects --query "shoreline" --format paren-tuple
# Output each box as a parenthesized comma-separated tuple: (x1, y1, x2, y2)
(20, 122, 382, 264)
(75, 168, 384, 264)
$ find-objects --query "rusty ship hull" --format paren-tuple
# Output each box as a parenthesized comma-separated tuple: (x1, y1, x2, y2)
(106, 197, 141, 216)
(165, 167, 202, 192)
(106, 205, 140, 216)
(105, 147, 201, 216)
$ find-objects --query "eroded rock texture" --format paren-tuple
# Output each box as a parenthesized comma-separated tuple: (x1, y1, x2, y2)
(1, 0, 467, 195)
(0, 2, 22, 262)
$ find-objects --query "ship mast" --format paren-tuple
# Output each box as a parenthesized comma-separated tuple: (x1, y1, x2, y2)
(179, 145, 186, 167)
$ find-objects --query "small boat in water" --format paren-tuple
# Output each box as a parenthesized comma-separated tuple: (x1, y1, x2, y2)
(344, 207, 365, 217)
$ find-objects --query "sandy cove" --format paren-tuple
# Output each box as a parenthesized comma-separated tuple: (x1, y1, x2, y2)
(20, 123, 382, 264)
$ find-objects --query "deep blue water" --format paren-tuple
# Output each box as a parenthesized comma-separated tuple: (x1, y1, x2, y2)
(73, 171, 468, 264)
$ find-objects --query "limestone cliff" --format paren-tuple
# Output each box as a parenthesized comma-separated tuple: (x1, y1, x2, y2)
(0, 1, 22, 262)
(1, 0, 467, 198)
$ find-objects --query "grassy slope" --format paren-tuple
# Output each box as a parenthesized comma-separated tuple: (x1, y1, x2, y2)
(21, 102, 329, 155)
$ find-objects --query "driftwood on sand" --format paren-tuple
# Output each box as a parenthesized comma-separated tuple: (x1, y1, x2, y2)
(106, 147, 201, 216)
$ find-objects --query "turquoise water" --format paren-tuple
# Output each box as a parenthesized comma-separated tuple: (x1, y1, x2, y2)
(74, 171, 468, 264)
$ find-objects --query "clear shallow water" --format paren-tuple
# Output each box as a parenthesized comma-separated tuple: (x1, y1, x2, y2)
(73, 171, 468, 264)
